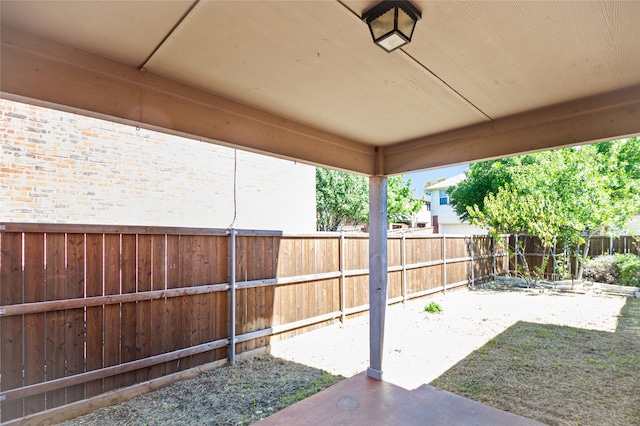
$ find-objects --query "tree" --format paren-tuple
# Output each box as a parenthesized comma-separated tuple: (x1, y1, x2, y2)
(388, 176, 425, 224)
(452, 138, 640, 281)
(316, 168, 368, 231)
(316, 168, 423, 231)
(448, 158, 523, 221)
(422, 177, 445, 196)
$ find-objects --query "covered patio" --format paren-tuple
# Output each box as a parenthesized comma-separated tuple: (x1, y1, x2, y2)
(1, 0, 639, 424)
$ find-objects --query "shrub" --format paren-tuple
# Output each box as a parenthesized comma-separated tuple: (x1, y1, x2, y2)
(613, 253, 640, 287)
(584, 254, 640, 286)
(583, 255, 619, 284)
(424, 301, 442, 313)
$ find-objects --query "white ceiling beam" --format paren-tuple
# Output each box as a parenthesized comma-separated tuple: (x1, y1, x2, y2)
(384, 84, 640, 175)
(0, 26, 376, 175)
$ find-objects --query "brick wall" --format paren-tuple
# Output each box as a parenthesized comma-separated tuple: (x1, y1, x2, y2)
(0, 99, 316, 232)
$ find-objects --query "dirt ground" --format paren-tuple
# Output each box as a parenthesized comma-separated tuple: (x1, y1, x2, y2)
(60, 286, 633, 425)
(271, 286, 628, 390)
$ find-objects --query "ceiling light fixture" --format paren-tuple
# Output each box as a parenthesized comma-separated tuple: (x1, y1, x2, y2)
(362, 0, 422, 52)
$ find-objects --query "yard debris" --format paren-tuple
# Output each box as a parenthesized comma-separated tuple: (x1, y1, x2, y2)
(492, 276, 639, 298)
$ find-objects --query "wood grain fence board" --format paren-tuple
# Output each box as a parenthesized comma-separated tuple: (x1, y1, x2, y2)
(405, 267, 422, 294)
(254, 237, 271, 348)
(263, 237, 277, 347)
(388, 239, 401, 268)
(245, 237, 257, 351)
(276, 238, 292, 328)
(209, 236, 224, 361)
(300, 239, 312, 320)
(44, 233, 66, 410)
(1, 232, 24, 421)
(424, 264, 442, 292)
(262, 237, 274, 346)
(150, 234, 167, 379)
(387, 270, 402, 300)
(23, 233, 46, 414)
(65, 233, 86, 404)
(235, 236, 248, 353)
(179, 235, 194, 370)
(193, 235, 215, 366)
(214, 236, 229, 360)
(103, 234, 121, 392)
(165, 235, 182, 374)
(251, 237, 264, 349)
(136, 235, 152, 383)
(319, 239, 337, 313)
(85, 233, 104, 398)
(120, 234, 137, 386)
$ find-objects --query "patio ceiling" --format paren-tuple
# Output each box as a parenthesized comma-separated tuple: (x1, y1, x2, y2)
(1, 0, 639, 176)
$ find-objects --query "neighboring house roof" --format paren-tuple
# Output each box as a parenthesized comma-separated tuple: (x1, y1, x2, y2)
(426, 173, 467, 191)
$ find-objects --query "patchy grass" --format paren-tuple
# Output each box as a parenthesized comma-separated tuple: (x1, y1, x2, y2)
(59, 355, 344, 425)
(431, 298, 640, 426)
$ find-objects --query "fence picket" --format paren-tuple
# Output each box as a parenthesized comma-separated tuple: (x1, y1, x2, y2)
(1, 232, 24, 421)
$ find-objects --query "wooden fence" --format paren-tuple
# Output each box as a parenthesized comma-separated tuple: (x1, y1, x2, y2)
(0, 223, 509, 423)
(509, 234, 640, 279)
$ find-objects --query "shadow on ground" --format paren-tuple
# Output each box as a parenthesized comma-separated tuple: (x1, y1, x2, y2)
(431, 298, 640, 426)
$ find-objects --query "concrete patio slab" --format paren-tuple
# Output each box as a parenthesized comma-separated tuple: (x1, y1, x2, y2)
(259, 371, 542, 425)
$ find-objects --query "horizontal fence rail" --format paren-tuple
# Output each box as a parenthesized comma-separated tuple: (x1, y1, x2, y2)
(0, 223, 512, 423)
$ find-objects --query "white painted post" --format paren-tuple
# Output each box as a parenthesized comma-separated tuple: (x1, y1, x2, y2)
(368, 176, 387, 381)
(340, 231, 346, 324)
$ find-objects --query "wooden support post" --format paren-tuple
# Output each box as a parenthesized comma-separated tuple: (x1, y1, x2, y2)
(367, 176, 387, 381)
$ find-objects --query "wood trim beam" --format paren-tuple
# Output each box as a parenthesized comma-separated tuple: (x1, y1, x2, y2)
(384, 85, 640, 175)
(0, 26, 376, 175)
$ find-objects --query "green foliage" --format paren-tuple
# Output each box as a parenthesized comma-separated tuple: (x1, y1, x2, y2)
(582, 254, 640, 286)
(423, 177, 445, 196)
(613, 253, 640, 287)
(424, 301, 442, 313)
(450, 138, 640, 280)
(387, 176, 425, 224)
(315, 168, 423, 231)
(316, 168, 368, 231)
